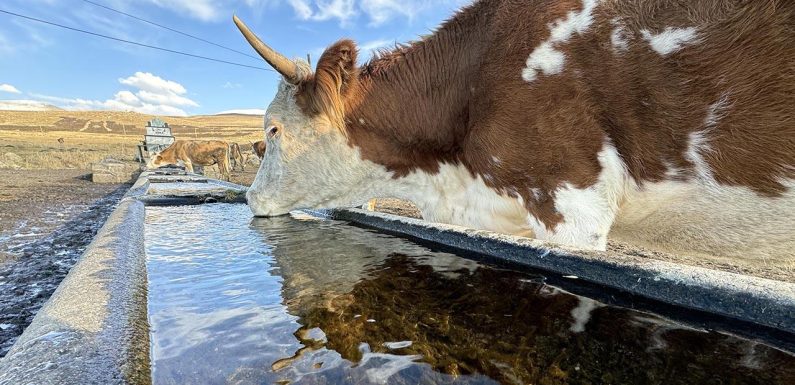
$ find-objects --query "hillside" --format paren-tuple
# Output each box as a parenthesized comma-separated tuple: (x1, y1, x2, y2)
(0, 109, 263, 138)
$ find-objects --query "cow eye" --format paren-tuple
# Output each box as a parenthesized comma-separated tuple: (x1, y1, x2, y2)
(267, 126, 279, 138)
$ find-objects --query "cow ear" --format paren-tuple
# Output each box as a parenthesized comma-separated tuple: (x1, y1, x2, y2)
(297, 40, 359, 128)
(314, 39, 358, 97)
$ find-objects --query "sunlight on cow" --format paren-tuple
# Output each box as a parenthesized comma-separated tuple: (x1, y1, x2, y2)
(233, 0, 794, 263)
(148, 140, 231, 181)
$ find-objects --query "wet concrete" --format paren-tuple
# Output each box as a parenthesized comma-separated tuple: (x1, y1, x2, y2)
(0, 184, 128, 357)
(0, 169, 247, 385)
(0, 198, 150, 385)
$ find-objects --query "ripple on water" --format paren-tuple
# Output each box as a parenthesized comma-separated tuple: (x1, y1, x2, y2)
(146, 204, 795, 385)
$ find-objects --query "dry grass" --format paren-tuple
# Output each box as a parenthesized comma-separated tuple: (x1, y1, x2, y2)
(0, 110, 263, 133)
(0, 110, 264, 170)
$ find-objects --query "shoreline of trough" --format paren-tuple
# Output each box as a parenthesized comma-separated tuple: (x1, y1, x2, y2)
(1, 171, 793, 384)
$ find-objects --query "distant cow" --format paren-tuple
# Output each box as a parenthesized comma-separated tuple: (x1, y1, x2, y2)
(230, 142, 245, 171)
(251, 140, 266, 159)
(148, 140, 231, 180)
(234, 1, 794, 263)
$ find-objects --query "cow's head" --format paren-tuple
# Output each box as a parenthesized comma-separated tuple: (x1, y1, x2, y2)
(235, 16, 377, 217)
(147, 153, 166, 169)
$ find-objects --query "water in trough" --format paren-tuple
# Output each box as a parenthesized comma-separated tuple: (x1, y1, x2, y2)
(145, 204, 795, 385)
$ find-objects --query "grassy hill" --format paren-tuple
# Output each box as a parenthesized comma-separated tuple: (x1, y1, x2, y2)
(0, 110, 263, 139)
(0, 110, 264, 170)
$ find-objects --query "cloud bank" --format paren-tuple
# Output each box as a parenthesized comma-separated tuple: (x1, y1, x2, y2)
(29, 72, 198, 116)
(0, 84, 21, 94)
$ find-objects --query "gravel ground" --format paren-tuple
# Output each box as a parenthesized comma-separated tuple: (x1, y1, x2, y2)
(0, 169, 128, 357)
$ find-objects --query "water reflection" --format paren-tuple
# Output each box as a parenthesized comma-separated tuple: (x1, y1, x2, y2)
(146, 205, 795, 385)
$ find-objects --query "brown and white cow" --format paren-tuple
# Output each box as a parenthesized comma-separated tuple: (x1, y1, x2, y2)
(234, 0, 794, 262)
(148, 140, 231, 180)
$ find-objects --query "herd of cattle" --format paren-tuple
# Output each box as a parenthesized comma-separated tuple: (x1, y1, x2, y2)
(147, 139, 266, 180)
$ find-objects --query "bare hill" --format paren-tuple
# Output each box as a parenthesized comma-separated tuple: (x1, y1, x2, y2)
(0, 110, 263, 138)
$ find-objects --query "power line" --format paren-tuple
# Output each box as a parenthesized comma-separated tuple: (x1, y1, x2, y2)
(80, 0, 261, 61)
(0, 8, 271, 72)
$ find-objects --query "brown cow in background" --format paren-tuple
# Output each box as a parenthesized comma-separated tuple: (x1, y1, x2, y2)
(229, 142, 246, 171)
(148, 140, 231, 181)
(251, 140, 266, 159)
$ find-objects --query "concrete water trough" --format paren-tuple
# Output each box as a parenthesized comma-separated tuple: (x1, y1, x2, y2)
(1, 171, 793, 384)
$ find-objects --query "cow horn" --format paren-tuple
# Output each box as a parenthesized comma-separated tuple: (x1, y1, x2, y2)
(233, 15, 301, 83)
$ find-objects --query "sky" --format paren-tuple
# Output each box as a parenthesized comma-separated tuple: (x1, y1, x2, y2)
(0, 0, 471, 116)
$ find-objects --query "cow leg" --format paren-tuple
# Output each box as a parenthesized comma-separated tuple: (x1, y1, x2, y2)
(526, 182, 623, 251)
(219, 157, 231, 181)
(528, 205, 615, 250)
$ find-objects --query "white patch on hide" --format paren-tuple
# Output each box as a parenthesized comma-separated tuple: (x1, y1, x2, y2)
(522, 0, 600, 83)
(685, 94, 730, 186)
(640, 26, 699, 56)
(609, 18, 630, 53)
(528, 141, 629, 250)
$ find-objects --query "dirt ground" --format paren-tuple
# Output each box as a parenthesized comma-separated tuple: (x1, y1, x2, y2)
(0, 169, 128, 357)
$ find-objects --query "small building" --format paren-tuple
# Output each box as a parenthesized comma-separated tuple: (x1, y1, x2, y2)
(136, 117, 175, 163)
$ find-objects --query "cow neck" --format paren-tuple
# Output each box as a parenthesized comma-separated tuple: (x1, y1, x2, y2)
(343, 0, 493, 179)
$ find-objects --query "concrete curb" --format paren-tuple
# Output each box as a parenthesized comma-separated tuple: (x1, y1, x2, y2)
(0, 198, 150, 385)
(326, 208, 795, 340)
(0, 170, 246, 385)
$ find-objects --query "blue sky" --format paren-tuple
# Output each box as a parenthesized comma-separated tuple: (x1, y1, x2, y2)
(0, 0, 470, 116)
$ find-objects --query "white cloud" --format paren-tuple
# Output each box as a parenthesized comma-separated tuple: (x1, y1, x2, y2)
(0, 84, 21, 94)
(0, 31, 16, 55)
(119, 72, 188, 96)
(0, 100, 61, 112)
(291, 0, 357, 25)
(113, 90, 143, 107)
(288, 0, 314, 19)
(27, 72, 198, 117)
(137, 90, 199, 107)
(359, 39, 393, 54)
(146, 0, 220, 22)
(360, 0, 412, 25)
(284, 0, 472, 26)
(223, 82, 242, 89)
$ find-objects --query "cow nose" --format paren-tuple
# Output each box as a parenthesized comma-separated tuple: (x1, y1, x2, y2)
(246, 190, 269, 216)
